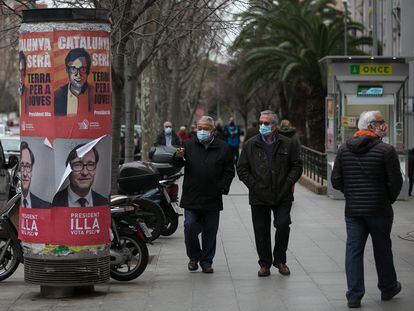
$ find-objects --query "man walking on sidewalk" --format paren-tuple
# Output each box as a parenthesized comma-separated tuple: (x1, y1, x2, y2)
(331, 111, 403, 308)
(237, 110, 302, 277)
(175, 116, 234, 273)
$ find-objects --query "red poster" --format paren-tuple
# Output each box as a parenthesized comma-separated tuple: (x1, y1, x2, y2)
(53, 30, 112, 138)
(19, 209, 52, 242)
(51, 206, 110, 245)
(19, 32, 54, 139)
(18, 206, 110, 246)
(19, 26, 112, 248)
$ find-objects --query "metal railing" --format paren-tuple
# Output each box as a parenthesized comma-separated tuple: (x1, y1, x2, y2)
(300, 146, 327, 186)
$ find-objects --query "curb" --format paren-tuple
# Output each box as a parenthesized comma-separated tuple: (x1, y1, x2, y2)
(299, 174, 327, 195)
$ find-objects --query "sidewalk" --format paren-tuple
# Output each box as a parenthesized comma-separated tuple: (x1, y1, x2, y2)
(1, 178, 414, 311)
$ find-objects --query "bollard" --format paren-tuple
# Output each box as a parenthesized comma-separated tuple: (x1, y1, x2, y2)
(18, 8, 112, 297)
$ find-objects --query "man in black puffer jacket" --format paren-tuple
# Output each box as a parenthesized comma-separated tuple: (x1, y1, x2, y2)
(331, 111, 403, 308)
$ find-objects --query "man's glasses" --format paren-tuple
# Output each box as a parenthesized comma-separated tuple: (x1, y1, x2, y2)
(370, 120, 386, 125)
(259, 121, 271, 126)
(68, 66, 88, 75)
(20, 163, 32, 173)
(71, 161, 96, 172)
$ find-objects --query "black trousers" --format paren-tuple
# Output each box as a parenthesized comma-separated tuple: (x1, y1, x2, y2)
(251, 201, 292, 268)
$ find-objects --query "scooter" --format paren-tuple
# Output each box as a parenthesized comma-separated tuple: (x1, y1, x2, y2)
(149, 169, 183, 236)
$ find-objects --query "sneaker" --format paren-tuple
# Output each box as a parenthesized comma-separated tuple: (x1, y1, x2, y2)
(202, 266, 214, 274)
(347, 300, 361, 308)
(258, 266, 270, 277)
(381, 281, 402, 301)
(276, 263, 290, 276)
(188, 259, 198, 271)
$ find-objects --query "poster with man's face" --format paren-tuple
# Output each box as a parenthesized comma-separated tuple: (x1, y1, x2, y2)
(53, 30, 112, 139)
(18, 24, 112, 248)
(53, 137, 111, 207)
(19, 29, 112, 141)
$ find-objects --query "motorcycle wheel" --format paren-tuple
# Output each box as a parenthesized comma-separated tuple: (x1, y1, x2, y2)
(135, 198, 165, 242)
(110, 234, 149, 281)
(0, 238, 20, 282)
(161, 206, 179, 236)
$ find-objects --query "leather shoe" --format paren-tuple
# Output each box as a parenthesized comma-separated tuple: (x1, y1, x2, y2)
(258, 266, 270, 277)
(347, 300, 361, 308)
(381, 281, 401, 301)
(202, 266, 214, 274)
(188, 259, 198, 271)
(276, 263, 290, 276)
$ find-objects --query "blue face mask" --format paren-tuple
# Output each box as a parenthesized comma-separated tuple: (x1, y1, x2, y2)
(197, 130, 211, 142)
(164, 127, 172, 135)
(259, 124, 272, 136)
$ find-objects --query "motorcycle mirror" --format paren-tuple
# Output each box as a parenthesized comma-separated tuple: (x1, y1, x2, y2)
(7, 155, 19, 168)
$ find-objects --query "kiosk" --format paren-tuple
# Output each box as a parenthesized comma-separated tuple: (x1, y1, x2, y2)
(321, 56, 413, 200)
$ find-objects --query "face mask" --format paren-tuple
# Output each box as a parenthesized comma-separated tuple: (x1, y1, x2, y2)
(259, 124, 272, 136)
(375, 123, 388, 138)
(164, 127, 172, 135)
(371, 122, 388, 139)
(197, 130, 211, 142)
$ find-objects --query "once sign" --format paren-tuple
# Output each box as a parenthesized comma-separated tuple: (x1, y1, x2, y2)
(350, 64, 393, 75)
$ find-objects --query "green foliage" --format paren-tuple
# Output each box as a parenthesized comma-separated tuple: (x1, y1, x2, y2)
(231, 0, 372, 149)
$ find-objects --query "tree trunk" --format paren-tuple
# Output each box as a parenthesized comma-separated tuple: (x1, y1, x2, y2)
(140, 62, 156, 161)
(111, 43, 127, 193)
(124, 51, 138, 163)
(168, 52, 182, 128)
(305, 88, 325, 151)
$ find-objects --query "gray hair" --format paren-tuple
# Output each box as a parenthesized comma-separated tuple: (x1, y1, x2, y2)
(199, 115, 215, 127)
(358, 111, 381, 130)
(260, 110, 279, 125)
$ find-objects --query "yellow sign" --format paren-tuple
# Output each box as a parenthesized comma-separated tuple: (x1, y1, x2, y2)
(350, 64, 393, 75)
(341, 116, 358, 128)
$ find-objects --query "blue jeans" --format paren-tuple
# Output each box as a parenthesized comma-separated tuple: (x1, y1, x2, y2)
(184, 210, 220, 268)
(345, 216, 398, 302)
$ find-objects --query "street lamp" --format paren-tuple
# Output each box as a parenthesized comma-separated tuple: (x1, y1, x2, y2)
(343, 0, 349, 56)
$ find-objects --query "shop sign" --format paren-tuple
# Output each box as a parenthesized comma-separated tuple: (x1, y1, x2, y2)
(350, 64, 393, 75)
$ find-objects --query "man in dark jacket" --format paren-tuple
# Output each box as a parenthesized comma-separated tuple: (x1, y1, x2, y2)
(175, 116, 234, 273)
(237, 110, 302, 277)
(243, 121, 258, 145)
(154, 121, 181, 147)
(224, 116, 242, 164)
(278, 119, 301, 147)
(331, 111, 403, 308)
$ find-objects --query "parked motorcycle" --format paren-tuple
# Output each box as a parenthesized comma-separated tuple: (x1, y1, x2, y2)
(149, 146, 184, 236)
(0, 193, 151, 282)
(118, 161, 167, 242)
(150, 167, 183, 236)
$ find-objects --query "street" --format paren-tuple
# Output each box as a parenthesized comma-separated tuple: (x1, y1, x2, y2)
(0, 177, 413, 311)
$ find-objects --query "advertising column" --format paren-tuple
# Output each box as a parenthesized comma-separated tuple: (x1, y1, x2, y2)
(18, 9, 111, 287)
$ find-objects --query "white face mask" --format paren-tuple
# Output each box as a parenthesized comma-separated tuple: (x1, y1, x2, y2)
(197, 130, 211, 142)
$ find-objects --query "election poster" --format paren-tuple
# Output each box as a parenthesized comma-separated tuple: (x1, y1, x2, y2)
(53, 30, 112, 138)
(19, 32, 54, 139)
(18, 22, 112, 252)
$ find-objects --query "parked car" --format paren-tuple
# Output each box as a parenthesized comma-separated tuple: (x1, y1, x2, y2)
(0, 136, 20, 164)
(0, 140, 18, 206)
